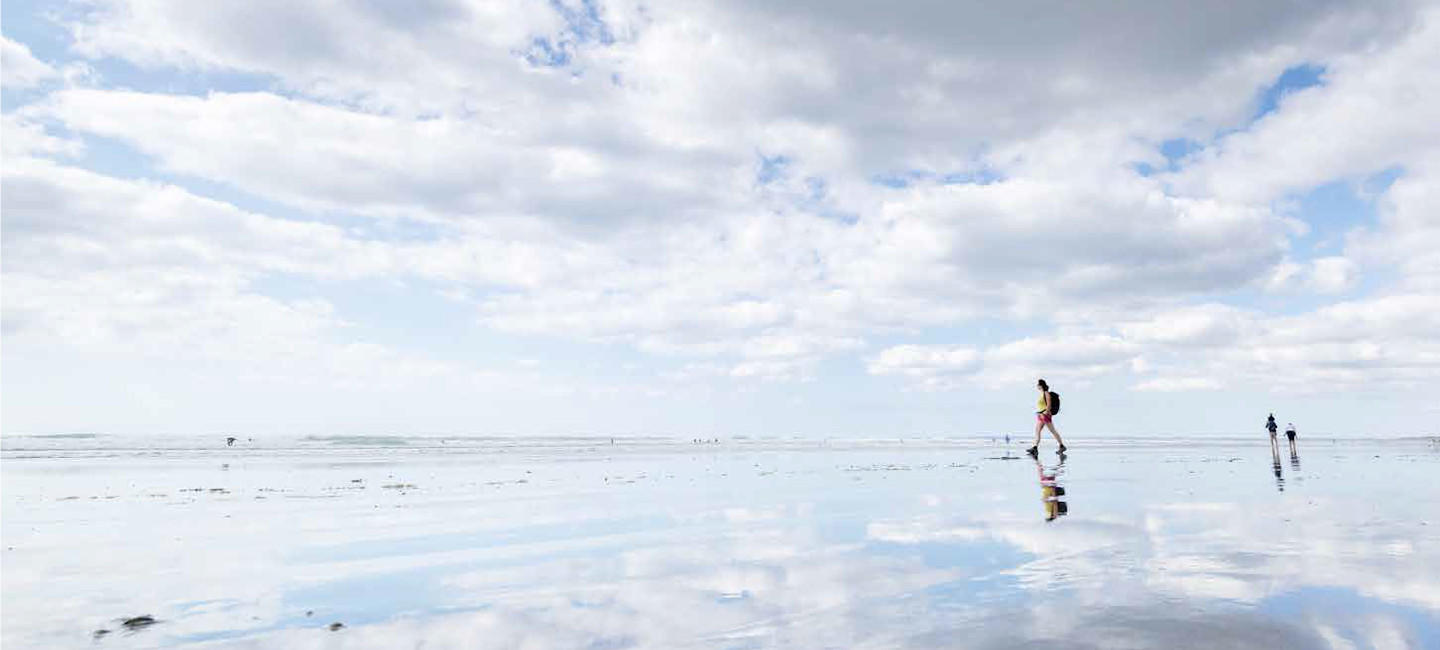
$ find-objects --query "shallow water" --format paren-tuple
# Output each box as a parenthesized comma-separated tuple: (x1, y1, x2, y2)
(3, 436, 1438, 649)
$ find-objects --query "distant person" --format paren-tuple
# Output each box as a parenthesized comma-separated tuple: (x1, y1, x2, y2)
(1285, 422, 1298, 454)
(1266, 414, 1279, 451)
(1026, 379, 1066, 455)
(226, 437, 236, 447)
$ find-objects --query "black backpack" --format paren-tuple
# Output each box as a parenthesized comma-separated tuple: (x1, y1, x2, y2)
(1048, 391, 1061, 415)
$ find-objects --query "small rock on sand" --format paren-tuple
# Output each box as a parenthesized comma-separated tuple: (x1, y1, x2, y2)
(329, 622, 345, 631)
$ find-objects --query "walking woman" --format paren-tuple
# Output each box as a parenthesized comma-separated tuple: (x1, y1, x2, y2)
(1027, 379, 1066, 455)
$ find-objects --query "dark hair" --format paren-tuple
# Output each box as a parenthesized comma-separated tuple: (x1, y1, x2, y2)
(1037, 379, 1049, 390)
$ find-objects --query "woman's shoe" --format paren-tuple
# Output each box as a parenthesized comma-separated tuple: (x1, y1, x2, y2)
(1057, 444, 1067, 453)
(1026, 446, 1039, 455)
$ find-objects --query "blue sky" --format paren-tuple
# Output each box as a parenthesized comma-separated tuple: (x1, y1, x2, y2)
(3, 0, 1438, 437)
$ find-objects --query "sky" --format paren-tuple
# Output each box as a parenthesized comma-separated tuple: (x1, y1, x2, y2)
(2, 0, 1438, 438)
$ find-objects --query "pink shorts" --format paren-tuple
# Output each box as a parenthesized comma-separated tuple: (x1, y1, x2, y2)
(1036, 412, 1052, 424)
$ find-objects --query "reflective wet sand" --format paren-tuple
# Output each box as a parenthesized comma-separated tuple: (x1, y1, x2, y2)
(3, 436, 1438, 648)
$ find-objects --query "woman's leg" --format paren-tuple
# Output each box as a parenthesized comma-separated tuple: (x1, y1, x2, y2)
(1032, 417, 1044, 448)
(1045, 420, 1065, 447)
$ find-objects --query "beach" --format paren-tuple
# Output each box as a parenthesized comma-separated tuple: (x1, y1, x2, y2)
(3, 435, 1438, 648)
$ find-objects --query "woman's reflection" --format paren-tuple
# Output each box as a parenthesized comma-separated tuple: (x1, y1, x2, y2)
(1036, 454, 1069, 521)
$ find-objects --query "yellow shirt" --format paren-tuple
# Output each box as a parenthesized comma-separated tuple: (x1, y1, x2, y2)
(1037, 394, 1047, 412)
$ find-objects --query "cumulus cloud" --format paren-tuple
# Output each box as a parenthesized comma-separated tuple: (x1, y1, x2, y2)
(1, 37, 56, 88)
(875, 290, 1440, 393)
(1167, 4, 1440, 204)
(1166, 4, 1440, 296)
(1119, 304, 1253, 347)
(33, 88, 742, 223)
(1, 114, 82, 158)
(3, 0, 1438, 431)
(1349, 152, 1440, 290)
(1133, 377, 1224, 392)
(1177, 294, 1440, 389)
(29, 83, 1313, 379)
(1261, 257, 1361, 294)
(867, 345, 981, 382)
(0, 156, 547, 395)
(869, 335, 1140, 389)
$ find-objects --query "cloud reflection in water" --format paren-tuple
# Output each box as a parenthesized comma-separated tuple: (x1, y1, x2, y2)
(2, 439, 1437, 648)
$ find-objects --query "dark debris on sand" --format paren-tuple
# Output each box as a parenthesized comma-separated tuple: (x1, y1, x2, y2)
(122, 615, 157, 629)
(96, 615, 158, 636)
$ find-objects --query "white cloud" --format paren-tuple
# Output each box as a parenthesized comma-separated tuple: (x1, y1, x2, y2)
(867, 345, 981, 379)
(1133, 377, 1224, 392)
(984, 335, 1137, 368)
(869, 335, 1139, 389)
(3, 0, 1438, 432)
(0, 156, 535, 396)
(33, 89, 742, 223)
(1168, 5, 1440, 204)
(1161, 3, 1440, 300)
(1350, 152, 1440, 290)
(1141, 293, 1440, 390)
(1, 37, 55, 88)
(25, 1, 1412, 365)
(66, 0, 564, 112)
(1308, 256, 1362, 293)
(874, 290, 1439, 393)
(1261, 256, 1360, 293)
(1119, 304, 1252, 347)
(1, 114, 82, 158)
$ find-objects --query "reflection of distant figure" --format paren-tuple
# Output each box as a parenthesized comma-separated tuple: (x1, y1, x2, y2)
(1035, 454, 1069, 521)
(1289, 448, 1301, 473)
(1271, 444, 1285, 492)
(1285, 422, 1298, 454)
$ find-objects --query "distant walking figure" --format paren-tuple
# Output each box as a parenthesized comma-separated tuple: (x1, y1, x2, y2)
(1026, 379, 1065, 455)
(226, 437, 237, 447)
(1285, 422, 1298, 454)
(1266, 414, 1279, 452)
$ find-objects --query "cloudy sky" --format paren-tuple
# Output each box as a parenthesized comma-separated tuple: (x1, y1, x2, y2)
(3, 0, 1437, 437)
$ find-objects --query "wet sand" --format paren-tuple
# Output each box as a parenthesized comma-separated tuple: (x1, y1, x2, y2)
(3, 436, 1438, 648)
